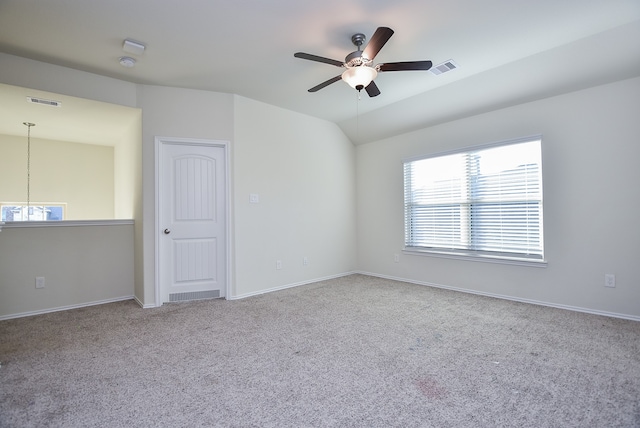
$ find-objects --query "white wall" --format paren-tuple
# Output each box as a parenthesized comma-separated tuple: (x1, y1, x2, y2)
(232, 96, 357, 297)
(4, 51, 635, 320)
(0, 53, 358, 310)
(0, 223, 134, 319)
(114, 112, 142, 219)
(137, 85, 234, 305)
(0, 53, 143, 313)
(356, 77, 640, 319)
(136, 88, 357, 304)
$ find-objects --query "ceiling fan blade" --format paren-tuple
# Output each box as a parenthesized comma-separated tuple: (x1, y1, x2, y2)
(378, 60, 433, 72)
(362, 27, 394, 61)
(365, 81, 381, 97)
(308, 75, 343, 92)
(294, 52, 344, 67)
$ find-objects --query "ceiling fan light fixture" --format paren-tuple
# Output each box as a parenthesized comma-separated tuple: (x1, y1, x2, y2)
(341, 66, 377, 91)
(295, 27, 429, 97)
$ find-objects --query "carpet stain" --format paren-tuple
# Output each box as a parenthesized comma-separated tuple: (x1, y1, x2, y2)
(415, 377, 448, 399)
(409, 333, 443, 352)
(409, 338, 427, 351)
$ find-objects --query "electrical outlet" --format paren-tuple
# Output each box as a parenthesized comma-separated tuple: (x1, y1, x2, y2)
(35, 277, 45, 289)
(250, 193, 259, 203)
(276, 260, 282, 270)
(604, 274, 615, 288)
(303, 257, 308, 266)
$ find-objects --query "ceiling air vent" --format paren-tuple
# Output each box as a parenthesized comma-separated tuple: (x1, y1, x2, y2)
(26, 96, 62, 107)
(430, 60, 459, 76)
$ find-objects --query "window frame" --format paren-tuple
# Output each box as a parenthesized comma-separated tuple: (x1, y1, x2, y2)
(403, 136, 546, 267)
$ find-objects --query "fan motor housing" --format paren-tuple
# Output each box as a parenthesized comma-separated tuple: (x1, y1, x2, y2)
(345, 33, 371, 67)
(345, 50, 371, 67)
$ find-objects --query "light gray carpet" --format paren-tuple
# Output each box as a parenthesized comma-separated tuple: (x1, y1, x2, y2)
(1, 274, 639, 427)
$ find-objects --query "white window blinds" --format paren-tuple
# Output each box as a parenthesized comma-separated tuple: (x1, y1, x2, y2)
(404, 138, 543, 260)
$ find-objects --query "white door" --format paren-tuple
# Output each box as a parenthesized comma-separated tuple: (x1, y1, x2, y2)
(158, 140, 227, 303)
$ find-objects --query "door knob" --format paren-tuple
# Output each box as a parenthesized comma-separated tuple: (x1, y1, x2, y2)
(163, 228, 171, 234)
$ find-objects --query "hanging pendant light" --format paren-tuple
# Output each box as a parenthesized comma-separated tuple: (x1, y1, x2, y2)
(23, 122, 35, 221)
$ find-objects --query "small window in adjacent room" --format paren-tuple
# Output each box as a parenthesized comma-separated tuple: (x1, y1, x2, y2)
(1, 204, 66, 221)
(403, 137, 544, 263)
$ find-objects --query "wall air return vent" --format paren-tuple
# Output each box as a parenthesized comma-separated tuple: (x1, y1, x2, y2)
(169, 290, 220, 302)
(26, 96, 62, 107)
(430, 60, 459, 76)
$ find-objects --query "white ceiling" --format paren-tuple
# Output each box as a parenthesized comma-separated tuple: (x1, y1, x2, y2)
(0, 0, 639, 145)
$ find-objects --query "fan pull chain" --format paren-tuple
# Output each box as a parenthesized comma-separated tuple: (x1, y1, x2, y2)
(356, 90, 360, 138)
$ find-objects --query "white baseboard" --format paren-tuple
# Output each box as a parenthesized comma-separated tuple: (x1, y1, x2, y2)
(229, 272, 356, 300)
(0, 296, 135, 321)
(357, 271, 640, 322)
(133, 296, 158, 309)
(7, 273, 635, 323)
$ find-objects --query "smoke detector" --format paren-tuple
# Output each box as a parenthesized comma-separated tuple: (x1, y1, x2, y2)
(119, 56, 136, 68)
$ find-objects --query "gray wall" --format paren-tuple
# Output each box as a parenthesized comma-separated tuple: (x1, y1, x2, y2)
(1, 52, 638, 320)
(356, 77, 640, 319)
(136, 84, 235, 306)
(0, 223, 134, 319)
(232, 96, 357, 297)
(0, 53, 357, 316)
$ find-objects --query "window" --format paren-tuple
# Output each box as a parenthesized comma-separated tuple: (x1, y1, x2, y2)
(1, 204, 65, 221)
(403, 137, 543, 262)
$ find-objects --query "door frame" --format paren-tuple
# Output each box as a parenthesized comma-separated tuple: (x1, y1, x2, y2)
(154, 136, 231, 307)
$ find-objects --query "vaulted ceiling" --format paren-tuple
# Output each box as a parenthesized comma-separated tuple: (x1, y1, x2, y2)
(1, 0, 639, 144)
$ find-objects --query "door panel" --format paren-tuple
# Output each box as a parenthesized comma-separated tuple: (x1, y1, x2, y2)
(174, 238, 216, 283)
(159, 142, 226, 303)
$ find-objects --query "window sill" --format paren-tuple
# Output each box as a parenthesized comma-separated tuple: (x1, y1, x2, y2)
(0, 219, 133, 231)
(402, 248, 547, 268)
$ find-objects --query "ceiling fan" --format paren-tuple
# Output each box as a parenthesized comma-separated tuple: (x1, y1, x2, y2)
(294, 27, 432, 97)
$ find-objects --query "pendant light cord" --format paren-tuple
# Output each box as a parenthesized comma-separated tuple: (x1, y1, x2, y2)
(23, 122, 35, 220)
